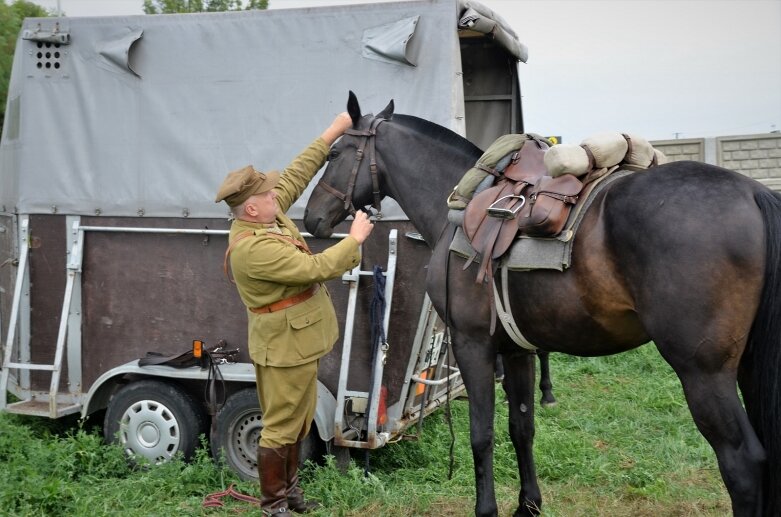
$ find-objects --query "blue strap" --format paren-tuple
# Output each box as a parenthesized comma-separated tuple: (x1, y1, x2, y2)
(364, 264, 387, 477)
(370, 264, 387, 349)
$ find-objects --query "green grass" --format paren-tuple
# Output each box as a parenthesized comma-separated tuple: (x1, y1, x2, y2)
(0, 345, 730, 516)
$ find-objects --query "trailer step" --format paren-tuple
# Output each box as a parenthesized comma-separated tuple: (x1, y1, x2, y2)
(3, 399, 81, 418)
(4, 362, 57, 371)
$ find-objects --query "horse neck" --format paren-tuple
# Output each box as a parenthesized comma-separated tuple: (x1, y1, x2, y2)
(379, 122, 481, 247)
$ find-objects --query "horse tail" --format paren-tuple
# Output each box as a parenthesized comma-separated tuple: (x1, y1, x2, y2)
(746, 188, 781, 514)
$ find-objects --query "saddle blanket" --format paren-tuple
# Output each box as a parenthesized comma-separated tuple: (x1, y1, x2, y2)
(449, 169, 634, 271)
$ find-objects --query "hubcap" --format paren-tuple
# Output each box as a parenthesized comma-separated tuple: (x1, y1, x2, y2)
(120, 400, 180, 463)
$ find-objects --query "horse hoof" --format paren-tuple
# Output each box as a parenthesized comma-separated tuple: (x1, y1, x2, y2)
(514, 503, 542, 517)
(540, 399, 558, 408)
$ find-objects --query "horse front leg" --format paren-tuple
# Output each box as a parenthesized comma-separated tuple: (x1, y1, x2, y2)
(452, 333, 500, 517)
(502, 349, 542, 516)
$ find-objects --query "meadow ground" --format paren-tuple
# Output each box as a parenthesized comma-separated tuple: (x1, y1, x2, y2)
(0, 345, 730, 516)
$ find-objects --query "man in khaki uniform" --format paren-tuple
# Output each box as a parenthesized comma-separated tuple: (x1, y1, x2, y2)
(215, 112, 374, 516)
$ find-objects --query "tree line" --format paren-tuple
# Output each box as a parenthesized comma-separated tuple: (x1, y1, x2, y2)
(0, 1, 47, 136)
(143, 0, 268, 14)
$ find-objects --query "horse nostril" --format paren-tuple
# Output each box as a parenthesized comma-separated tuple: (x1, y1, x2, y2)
(304, 211, 325, 235)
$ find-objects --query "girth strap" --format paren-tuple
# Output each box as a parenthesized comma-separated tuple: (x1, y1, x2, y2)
(493, 264, 537, 351)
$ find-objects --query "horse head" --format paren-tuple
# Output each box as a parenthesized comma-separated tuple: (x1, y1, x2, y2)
(304, 91, 393, 238)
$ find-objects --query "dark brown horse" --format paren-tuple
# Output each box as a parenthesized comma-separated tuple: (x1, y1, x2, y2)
(304, 93, 781, 517)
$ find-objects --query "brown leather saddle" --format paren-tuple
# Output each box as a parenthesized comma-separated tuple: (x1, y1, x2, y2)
(463, 137, 584, 285)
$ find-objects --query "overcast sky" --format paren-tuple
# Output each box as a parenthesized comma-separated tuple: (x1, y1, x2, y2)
(29, 0, 781, 144)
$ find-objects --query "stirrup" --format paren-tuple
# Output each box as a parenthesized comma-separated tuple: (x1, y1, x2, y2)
(487, 195, 526, 219)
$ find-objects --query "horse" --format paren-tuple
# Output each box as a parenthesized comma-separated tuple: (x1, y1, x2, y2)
(303, 92, 781, 517)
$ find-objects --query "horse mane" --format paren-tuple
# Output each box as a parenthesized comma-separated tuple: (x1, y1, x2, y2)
(392, 114, 483, 158)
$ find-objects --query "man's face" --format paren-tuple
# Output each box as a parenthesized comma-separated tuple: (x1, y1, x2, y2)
(246, 190, 278, 223)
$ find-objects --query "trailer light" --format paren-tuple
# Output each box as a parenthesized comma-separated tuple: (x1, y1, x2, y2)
(192, 340, 204, 359)
(416, 369, 429, 396)
(377, 385, 388, 426)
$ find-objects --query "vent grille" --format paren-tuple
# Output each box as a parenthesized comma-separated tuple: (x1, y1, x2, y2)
(35, 42, 63, 70)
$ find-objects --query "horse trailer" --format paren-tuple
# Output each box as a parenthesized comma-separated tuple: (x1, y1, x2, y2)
(0, 0, 527, 479)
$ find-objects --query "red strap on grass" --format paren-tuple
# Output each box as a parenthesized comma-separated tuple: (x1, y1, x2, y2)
(203, 483, 261, 511)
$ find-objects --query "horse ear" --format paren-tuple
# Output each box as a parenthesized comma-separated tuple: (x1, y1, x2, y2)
(347, 91, 361, 127)
(378, 99, 395, 120)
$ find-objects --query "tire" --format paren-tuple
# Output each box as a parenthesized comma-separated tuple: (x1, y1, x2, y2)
(104, 380, 207, 464)
(211, 388, 263, 481)
(299, 429, 327, 467)
(326, 443, 352, 473)
(211, 388, 326, 481)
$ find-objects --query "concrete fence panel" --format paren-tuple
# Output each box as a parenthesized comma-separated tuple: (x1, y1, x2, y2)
(651, 138, 705, 163)
(651, 133, 781, 191)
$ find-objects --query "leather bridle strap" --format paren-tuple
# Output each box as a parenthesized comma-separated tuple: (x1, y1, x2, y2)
(316, 116, 385, 216)
(317, 179, 352, 211)
(365, 117, 384, 215)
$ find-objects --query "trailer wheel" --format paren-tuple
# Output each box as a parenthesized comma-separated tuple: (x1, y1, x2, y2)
(104, 380, 206, 464)
(299, 428, 327, 467)
(211, 388, 263, 481)
(211, 388, 327, 481)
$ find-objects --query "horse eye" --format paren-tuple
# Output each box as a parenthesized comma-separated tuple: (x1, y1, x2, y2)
(327, 150, 340, 161)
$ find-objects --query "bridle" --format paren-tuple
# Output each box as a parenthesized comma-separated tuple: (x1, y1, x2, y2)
(316, 115, 386, 218)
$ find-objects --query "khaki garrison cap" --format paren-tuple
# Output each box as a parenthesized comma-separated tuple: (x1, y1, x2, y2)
(214, 165, 281, 207)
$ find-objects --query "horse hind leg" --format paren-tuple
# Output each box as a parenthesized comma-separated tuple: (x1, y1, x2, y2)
(667, 354, 764, 517)
(537, 351, 557, 407)
(495, 352, 556, 407)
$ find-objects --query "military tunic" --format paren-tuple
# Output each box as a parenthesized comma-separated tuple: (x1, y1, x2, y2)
(228, 137, 361, 446)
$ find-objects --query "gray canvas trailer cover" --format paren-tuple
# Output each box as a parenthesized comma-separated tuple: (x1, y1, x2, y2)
(0, 0, 526, 219)
(0, 0, 527, 478)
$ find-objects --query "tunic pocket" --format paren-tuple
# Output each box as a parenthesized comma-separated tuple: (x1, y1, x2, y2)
(286, 306, 329, 362)
(288, 307, 323, 330)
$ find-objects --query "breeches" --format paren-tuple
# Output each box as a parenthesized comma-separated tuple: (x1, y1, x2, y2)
(254, 359, 318, 448)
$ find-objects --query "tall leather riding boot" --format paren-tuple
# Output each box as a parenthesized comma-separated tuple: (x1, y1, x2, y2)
(285, 441, 321, 513)
(258, 447, 290, 516)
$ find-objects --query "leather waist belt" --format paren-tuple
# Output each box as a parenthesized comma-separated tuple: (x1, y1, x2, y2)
(250, 284, 319, 314)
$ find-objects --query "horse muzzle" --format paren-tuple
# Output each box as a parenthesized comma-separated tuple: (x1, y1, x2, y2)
(303, 209, 335, 238)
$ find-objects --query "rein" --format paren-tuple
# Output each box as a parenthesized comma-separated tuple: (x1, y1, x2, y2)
(316, 116, 386, 217)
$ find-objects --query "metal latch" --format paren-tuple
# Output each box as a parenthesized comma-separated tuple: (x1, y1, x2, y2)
(23, 22, 70, 45)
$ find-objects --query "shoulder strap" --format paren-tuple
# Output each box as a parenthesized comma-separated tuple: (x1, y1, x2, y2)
(264, 232, 312, 254)
(223, 230, 255, 284)
(223, 230, 313, 284)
